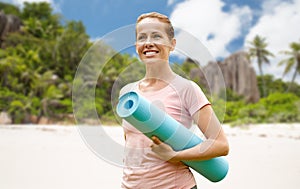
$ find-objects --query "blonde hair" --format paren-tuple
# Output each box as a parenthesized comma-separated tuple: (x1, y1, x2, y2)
(136, 12, 174, 40)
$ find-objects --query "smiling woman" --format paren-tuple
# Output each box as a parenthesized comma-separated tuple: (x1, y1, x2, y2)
(119, 12, 229, 189)
(135, 13, 176, 65)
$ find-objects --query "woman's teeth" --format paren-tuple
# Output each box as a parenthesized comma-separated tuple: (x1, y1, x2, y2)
(145, 51, 157, 55)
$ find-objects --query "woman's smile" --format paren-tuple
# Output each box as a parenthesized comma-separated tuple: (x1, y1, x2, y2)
(143, 49, 159, 57)
(136, 17, 176, 63)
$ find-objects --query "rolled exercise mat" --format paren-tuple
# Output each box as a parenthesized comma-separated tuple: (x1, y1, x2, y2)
(116, 91, 229, 182)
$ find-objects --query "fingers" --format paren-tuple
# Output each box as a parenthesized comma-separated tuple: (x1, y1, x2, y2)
(151, 136, 162, 145)
(149, 136, 179, 162)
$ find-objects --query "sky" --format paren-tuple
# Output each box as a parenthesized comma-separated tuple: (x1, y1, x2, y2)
(3, 0, 300, 83)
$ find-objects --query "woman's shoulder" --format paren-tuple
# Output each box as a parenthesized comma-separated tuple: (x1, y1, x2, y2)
(119, 81, 139, 96)
(172, 74, 198, 91)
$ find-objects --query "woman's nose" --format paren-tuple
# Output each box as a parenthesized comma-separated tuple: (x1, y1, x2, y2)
(144, 37, 154, 47)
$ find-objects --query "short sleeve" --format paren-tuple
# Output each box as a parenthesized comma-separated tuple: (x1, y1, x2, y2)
(184, 81, 210, 116)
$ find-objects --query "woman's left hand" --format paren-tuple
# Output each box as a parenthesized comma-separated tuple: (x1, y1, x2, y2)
(150, 136, 180, 162)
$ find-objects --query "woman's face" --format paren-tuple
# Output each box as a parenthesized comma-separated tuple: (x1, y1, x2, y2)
(135, 17, 176, 64)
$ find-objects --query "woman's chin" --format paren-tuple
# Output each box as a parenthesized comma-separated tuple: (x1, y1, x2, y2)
(142, 58, 166, 64)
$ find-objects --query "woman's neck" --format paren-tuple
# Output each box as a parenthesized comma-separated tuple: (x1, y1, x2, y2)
(144, 62, 175, 82)
(138, 61, 176, 92)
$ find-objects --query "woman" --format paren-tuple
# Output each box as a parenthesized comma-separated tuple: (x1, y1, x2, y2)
(120, 12, 229, 189)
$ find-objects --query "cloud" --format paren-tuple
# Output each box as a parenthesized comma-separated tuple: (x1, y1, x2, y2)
(169, 0, 252, 62)
(167, 0, 181, 6)
(167, 0, 175, 6)
(244, 0, 300, 82)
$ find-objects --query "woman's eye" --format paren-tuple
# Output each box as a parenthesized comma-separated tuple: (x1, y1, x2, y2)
(153, 34, 161, 39)
(137, 35, 146, 41)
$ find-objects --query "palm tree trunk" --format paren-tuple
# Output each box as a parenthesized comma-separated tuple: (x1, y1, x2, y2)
(258, 61, 266, 97)
(287, 64, 299, 92)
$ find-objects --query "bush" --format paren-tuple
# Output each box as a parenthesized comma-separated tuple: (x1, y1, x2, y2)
(262, 93, 300, 122)
(224, 92, 300, 125)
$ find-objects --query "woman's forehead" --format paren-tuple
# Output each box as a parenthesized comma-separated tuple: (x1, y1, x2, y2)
(136, 18, 168, 33)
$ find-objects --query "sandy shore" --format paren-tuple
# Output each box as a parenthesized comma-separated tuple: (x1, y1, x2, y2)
(0, 124, 300, 189)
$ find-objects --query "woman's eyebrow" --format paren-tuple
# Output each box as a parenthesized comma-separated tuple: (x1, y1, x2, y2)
(137, 31, 162, 35)
(152, 31, 162, 34)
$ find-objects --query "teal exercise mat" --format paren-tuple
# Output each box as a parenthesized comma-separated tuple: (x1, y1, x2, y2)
(116, 91, 229, 182)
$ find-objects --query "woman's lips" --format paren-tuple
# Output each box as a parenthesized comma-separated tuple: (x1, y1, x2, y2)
(143, 50, 159, 57)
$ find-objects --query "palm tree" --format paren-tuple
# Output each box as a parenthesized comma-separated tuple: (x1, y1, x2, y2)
(248, 35, 274, 97)
(278, 40, 300, 91)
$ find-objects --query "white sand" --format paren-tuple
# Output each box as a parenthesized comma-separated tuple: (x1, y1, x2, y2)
(0, 124, 300, 189)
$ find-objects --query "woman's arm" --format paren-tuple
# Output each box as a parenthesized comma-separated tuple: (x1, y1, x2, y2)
(150, 105, 229, 162)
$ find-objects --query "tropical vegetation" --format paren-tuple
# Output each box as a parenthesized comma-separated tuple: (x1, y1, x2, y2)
(247, 35, 274, 97)
(0, 2, 299, 125)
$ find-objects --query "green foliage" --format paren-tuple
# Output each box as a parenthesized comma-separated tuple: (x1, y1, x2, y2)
(95, 53, 144, 122)
(262, 93, 300, 122)
(218, 88, 244, 102)
(171, 60, 199, 80)
(247, 35, 274, 97)
(0, 88, 36, 123)
(224, 93, 300, 126)
(1, 2, 300, 126)
(215, 75, 300, 125)
(257, 74, 300, 98)
(278, 40, 300, 90)
(210, 97, 227, 123)
(21, 2, 62, 39)
(223, 100, 247, 123)
(0, 2, 89, 123)
(181, 59, 199, 74)
(0, 2, 21, 16)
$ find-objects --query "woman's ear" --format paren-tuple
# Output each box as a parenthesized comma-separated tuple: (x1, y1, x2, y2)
(170, 38, 176, 51)
(135, 42, 139, 54)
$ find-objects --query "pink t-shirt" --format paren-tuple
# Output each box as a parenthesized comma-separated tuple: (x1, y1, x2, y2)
(120, 75, 210, 189)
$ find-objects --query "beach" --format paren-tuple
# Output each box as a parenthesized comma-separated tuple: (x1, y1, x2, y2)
(1, 124, 300, 189)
